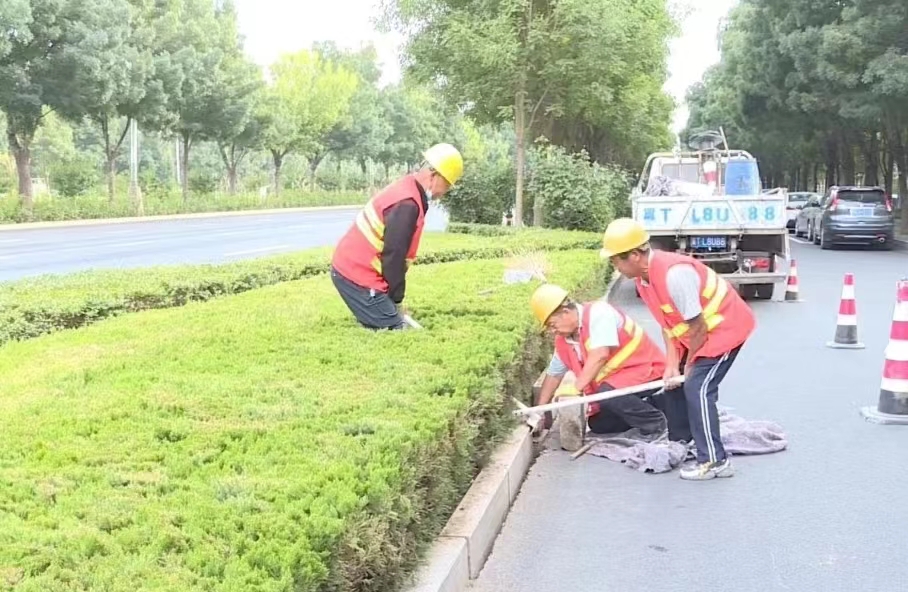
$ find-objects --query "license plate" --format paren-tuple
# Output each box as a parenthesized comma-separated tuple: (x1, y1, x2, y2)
(691, 236, 727, 249)
(852, 207, 874, 217)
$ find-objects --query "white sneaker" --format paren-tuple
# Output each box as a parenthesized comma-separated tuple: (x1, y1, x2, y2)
(680, 458, 735, 480)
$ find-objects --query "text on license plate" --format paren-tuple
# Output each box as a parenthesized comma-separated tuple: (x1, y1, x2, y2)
(691, 236, 727, 249)
(852, 207, 874, 217)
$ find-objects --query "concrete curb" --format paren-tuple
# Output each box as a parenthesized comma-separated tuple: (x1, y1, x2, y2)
(893, 237, 908, 252)
(402, 424, 535, 592)
(0, 205, 362, 232)
(403, 267, 623, 592)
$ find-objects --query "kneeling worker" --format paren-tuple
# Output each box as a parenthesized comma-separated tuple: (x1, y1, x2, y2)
(530, 284, 668, 450)
(600, 218, 755, 481)
(331, 143, 463, 330)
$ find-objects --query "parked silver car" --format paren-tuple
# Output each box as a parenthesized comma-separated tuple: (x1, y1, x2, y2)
(786, 192, 819, 231)
(794, 186, 893, 250)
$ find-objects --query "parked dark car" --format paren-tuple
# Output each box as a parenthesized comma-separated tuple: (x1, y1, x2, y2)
(795, 186, 893, 250)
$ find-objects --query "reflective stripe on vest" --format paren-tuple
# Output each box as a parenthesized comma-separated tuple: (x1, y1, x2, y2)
(659, 266, 728, 338)
(354, 204, 420, 276)
(591, 313, 645, 383)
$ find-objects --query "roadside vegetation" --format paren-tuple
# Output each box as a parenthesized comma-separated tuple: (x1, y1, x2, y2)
(0, 226, 599, 346)
(0, 0, 682, 588)
(685, 0, 908, 226)
(0, 0, 674, 228)
(0, 227, 607, 590)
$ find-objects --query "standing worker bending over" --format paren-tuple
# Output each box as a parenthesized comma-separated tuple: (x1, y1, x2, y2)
(331, 143, 464, 330)
(530, 284, 668, 451)
(601, 218, 755, 480)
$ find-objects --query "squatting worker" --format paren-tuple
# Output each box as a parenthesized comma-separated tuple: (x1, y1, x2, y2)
(530, 284, 669, 449)
(331, 143, 464, 330)
(600, 218, 755, 481)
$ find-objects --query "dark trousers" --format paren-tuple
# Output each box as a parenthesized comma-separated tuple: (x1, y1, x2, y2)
(659, 345, 743, 464)
(331, 267, 407, 330)
(586, 384, 667, 437)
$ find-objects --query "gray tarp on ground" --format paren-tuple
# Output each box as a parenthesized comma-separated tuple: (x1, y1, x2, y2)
(585, 406, 788, 473)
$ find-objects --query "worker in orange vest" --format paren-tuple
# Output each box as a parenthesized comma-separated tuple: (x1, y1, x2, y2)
(530, 284, 669, 451)
(331, 143, 464, 330)
(600, 218, 756, 480)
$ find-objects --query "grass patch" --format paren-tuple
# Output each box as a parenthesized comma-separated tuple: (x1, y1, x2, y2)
(0, 250, 608, 591)
(0, 228, 600, 347)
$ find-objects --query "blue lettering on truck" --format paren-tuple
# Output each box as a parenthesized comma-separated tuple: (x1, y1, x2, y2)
(642, 204, 780, 225)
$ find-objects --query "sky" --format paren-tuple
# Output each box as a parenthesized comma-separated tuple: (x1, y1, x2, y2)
(234, 0, 737, 136)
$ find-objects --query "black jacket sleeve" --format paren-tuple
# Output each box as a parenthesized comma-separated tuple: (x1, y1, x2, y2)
(381, 199, 420, 304)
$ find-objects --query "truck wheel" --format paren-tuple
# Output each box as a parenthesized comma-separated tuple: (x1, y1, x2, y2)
(753, 283, 774, 300)
(738, 285, 758, 300)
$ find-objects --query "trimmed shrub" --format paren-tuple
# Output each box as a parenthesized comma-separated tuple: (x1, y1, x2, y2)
(444, 143, 632, 232)
(528, 143, 631, 232)
(0, 250, 608, 591)
(0, 228, 601, 346)
(0, 191, 369, 224)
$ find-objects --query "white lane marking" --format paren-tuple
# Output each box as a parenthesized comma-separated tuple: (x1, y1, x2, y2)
(107, 240, 156, 248)
(790, 237, 811, 245)
(224, 245, 291, 257)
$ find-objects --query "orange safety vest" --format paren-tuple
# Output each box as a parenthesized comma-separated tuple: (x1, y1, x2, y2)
(636, 250, 755, 361)
(554, 302, 666, 415)
(331, 175, 427, 292)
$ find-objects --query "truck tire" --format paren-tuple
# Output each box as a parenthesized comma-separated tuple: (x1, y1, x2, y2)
(738, 285, 757, 300)
(753, 283, 774, 300)
(739, 284, 773, 301)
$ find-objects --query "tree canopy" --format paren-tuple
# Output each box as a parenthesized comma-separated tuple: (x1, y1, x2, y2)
(684, 0, 908, 225)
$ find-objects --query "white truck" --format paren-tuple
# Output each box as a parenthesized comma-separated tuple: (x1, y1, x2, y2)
(630, 146, 790, 301)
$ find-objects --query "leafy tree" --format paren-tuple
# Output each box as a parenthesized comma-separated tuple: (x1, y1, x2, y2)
(157, 0, 259, 201)
(685, 0, 908, 218)
(260, 49, 359, 195)
(383, 0, 677, 226)
(312, 43, 392, 187)
(0, 0, 132, 210)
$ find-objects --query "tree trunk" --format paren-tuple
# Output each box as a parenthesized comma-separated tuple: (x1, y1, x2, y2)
(841, 135, 856, 185)
(9, 129, 34, 211)
(884, 150, 895, 196)
(107, 156, 117, 203)
(893, 130, 908, 232)
(181, 133, 192, 204)
(514, 90, 526, 228)
(271, 150, 284, 197)
(309, 153, 326, 192)
(825, 136, 837, 188)
(812, 162, 820, 192)
(227, 166, 238, 194)
(864, 132, 880, 186)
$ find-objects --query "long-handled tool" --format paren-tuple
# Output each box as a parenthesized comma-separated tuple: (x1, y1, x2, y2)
(403, 314, 424, 330)
(512, 377, 685, 417)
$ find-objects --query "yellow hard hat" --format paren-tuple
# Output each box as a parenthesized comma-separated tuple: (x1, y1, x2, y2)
(599, 218, 650, 258)
(530, 284, 569, 325)
(423, 143, 464, 186)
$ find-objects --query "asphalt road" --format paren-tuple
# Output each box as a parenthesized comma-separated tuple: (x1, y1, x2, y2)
(471, 240, 908, 592)
(0, 204, 451, 282)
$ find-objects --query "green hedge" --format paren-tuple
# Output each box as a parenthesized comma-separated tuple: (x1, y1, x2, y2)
(0, 251, 608, 591)
(0, 228, 600, 347)
(0, 191, 369, 224)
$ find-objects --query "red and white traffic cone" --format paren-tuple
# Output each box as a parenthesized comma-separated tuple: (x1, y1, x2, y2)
(861, 280, 908, 425)
(784, 259, 803, 302)
(826, 273, 864, 349)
